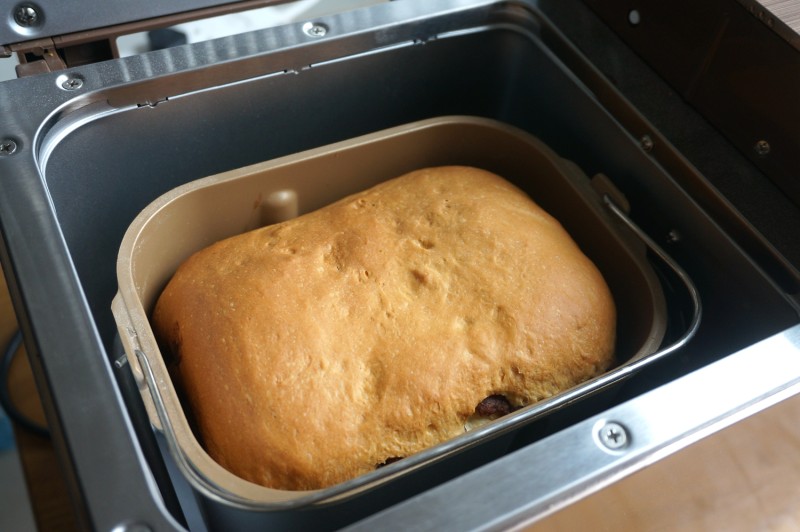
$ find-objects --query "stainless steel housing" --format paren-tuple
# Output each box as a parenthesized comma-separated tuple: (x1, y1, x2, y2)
(0, 0, 798, 530)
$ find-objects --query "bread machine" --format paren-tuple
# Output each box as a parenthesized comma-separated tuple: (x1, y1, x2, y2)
(0, 0, 798, 530)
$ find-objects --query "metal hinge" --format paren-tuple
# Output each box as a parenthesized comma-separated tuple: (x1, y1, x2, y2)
(1, 0, 289, 78)
(4, 37, 117, 77)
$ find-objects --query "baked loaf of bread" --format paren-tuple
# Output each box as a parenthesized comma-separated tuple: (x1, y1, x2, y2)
(152, 166, 616, 491)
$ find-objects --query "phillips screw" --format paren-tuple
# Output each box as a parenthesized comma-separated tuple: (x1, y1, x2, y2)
(597, 422, 629, 451)
(61, 77, 84, 91)
(302, 22, 328, 37)
(14, 4, 40, 27)
(0, 139, 18, 156)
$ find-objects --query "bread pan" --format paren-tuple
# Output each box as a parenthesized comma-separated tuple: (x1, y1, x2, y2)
(112, 115, 672, 508)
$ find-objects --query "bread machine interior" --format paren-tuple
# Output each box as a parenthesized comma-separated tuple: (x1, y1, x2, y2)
(0, 0, 798, 530)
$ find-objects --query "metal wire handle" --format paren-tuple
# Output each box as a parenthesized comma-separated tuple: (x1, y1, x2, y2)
(602, 194, 702, 365)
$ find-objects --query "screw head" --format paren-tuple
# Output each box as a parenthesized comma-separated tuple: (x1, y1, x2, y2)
(56, 76, 83, 91)
(597, 421, 629, 451)
(666, 229, 681, 244)
(0, 139, 18, 156)
(302, 21, 328, 38)
(639, 134, 654, 152)
(754, 140, 770, 156)
(14, 4, 40, 27)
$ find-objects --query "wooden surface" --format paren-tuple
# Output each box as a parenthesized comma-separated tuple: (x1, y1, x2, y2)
(1, 266, 80, 532)
(758, 0, 800, 32)
(526, 394, 800, 530)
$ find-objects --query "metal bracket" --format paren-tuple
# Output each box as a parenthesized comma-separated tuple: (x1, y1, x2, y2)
(1, 0, 290, 77)
(8, 37, 116, 77)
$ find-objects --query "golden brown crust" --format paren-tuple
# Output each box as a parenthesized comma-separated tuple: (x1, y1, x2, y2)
(152, 166, 616, 490)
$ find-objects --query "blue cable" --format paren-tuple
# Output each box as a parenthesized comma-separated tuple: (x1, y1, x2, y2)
(0, 330, 49, 438)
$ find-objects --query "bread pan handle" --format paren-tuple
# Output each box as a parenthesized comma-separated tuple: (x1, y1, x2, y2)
(111, 294, 163, 432)
(603, 194, 702, 365)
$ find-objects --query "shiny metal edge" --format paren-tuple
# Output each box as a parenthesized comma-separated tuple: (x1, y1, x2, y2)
(345, 324, 800, 531)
